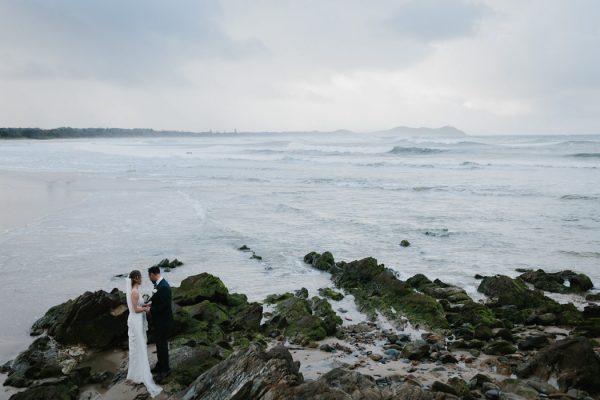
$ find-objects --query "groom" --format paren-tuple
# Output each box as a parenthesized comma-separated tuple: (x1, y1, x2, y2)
(147, 266, 173, 381)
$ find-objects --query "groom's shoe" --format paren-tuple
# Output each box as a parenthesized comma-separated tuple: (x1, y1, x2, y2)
(155, 370, 171, 384)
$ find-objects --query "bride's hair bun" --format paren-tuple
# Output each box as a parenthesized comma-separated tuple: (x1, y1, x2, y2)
(129, 269, 142, 283)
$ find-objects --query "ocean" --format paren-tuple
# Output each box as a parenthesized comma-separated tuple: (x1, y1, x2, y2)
(0, 132, 599, 362)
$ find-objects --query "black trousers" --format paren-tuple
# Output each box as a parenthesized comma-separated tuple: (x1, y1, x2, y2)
(154, 324, 170, 372)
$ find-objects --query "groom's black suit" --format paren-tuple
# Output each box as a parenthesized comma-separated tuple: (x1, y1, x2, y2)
(150, 278, 173, 373)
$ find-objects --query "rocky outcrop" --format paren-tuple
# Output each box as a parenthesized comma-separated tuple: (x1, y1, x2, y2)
(178, 344, 456, 400)
(153, 258, 184, 272)
(318, 287, 344, 301)
(516, 337, 600, 395)
(303, 251, 335, 271)
(477, 275, 583, 326)
(262, 291, 342, 343)
(178, 344, 302, 400)
(30, 289, 128, 349)
(305, 254, 449, 330)
(518, 269, 594, 293)
(4, 336, 63, 387)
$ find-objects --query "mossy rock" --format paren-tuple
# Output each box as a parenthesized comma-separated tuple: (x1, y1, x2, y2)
(318, 287, 344, 301)
(173, 273, 230, 306)
(478, 275, 549, 309)
(303, 251, 335, 271)
(395, 292, 449, 329)
(184, 301, 230, 325)
(330, 257, 385, 287)
(446, 301, 502, 328)
(310, 296, 342, 335)
(262, 292, 337, 341)
(264, 292, 295, 304)
(572, 318, 600, 338)
(226, 302, 263, 333)
(406, 274, 432, 290)
(8, 380, 79, 400)
(167, 345, 223, 388)
(4, 336, 63, 388)
(154, 258, 184, 272)
(519, 269, 593, 293)
(287, 315, 328, 342)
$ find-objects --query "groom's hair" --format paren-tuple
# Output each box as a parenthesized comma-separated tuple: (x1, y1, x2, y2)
(148, 266, 160, 275)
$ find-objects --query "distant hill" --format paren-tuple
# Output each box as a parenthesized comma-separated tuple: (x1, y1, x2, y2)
(369, 126, 466, 137)
(0, 125, 466, 139)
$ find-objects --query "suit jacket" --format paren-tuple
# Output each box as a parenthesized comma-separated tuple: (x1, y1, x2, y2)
(150, 279, 174, 329)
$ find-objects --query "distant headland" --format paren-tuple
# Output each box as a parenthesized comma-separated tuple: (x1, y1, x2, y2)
(0, 126, 466, 140)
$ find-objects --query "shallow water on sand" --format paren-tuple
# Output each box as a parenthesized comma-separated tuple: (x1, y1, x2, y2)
(0, 133, 599, 362)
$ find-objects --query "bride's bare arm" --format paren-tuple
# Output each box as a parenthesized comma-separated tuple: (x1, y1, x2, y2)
(131, 289, 149, 313)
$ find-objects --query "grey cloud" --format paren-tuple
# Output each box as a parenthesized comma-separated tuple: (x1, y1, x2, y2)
(0, 0, 265, 84)
(385, 0, 491, 41)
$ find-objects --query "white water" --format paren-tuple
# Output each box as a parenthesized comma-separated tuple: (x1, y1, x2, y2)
(1, 132, 599, 362)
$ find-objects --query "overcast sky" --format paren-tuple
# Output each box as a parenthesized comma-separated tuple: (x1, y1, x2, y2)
(1, 0, 599, 134)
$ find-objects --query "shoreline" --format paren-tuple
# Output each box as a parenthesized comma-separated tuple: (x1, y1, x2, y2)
(1, 252, 599, 399)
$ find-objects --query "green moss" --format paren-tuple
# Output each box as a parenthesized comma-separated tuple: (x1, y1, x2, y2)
(395, 292, 449, 329)
(304, 251, 335, 271)
(318, 287, 344, 301)
(173, 273, 230, 306)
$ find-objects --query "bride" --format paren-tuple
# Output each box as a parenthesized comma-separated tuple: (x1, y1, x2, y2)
(125, 270, 163, 398)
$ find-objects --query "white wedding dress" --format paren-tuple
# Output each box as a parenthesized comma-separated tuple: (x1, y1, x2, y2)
(126, 278, 162, 398)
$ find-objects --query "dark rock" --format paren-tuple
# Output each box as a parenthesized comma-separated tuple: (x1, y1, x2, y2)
(30, 290, 128, 349)
(482, 340, 516, 356)
(432, 381, 459, 396)
(178, 344, 449, 399)
(440, 353, 458, 364)
(516, 337, 600, 395)
(484, 389, 501, 400)
(4, 336, 62, 388)
(406, 274, 432, 289)
(227, 302, 263, 332)
(473, 324, 493, 340)
(383, 348, 401, 360)
(518, 269, 593, 293)
(153, 257, 184, 272)
(583, 304, 600, 318)
(586, 293, 600, 301)
(518, 335, 550, 351)
(318, 287, 344, 301)
(400, 240, 411, 247)
(178, 344, 302, 399)
(478, 275, 547, 308)
(492, 328, 515, 342)
(304, 255, 451, 330)
(319, 344, 334, 352)
(303, 251, 335, 272)
(572, 317, 600, 338)
(238, 245, 251, 251)
(310, 296, 343, 336)
(499, 378, 539, 400)
(295, 287, 309, 299)
(524, 379, 558, 395)
(474, 274, 484, 280)
(8, 379, 78, 400)
(168, 345, 222, 387)
(401, 340, 430, 360)
(262, 293, 341, 343)
(447, 377, 470, 398)
(469, 373, 493, 389)
(173, 273, 230, 306)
